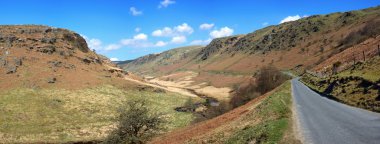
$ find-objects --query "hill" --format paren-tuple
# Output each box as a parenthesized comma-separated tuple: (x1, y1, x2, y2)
(0, 25, 202, 143)
(125, 6, 380, 74)
(121, 6, 380, 97)
(0, 25, 127, 90)
(120, 45, 204, 76)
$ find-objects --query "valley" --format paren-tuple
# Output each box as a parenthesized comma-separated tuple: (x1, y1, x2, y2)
(1, 3, 380, 144)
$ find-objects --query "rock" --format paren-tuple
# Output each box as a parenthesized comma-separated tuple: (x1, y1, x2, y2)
(82, 57, 92, 64)
(14, 58, 22, 66)
(64, 64, 75, 69)
(41, 38, 56, 44)
(0, 57, 7, 67)
(6, 66, 17, 74)
(47, 77, 57, 83)
(48, 61, 62, 67)
(37, 45, 56, 54)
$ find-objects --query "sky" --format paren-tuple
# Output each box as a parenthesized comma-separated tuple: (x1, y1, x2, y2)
(0, 0, 379, 61)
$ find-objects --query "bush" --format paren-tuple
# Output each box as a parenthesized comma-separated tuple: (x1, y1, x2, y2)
(103, 99, 164, 144)
(230, 65, 289, 108)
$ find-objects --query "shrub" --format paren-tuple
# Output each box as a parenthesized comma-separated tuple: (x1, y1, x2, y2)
(102, 99, 164, 144)
(230, 65, 289, 108)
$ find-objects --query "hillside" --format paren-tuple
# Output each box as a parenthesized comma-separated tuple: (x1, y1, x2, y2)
(0, 25, 202, 143)
(121, 6, 380, 99)
(120, 45, 204, 76)
(0, 25, 127, 90)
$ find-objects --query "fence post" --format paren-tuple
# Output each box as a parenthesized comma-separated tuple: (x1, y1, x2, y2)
(363, 51, 365, 61)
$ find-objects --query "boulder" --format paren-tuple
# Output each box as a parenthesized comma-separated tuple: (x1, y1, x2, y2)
(14, 58, 22, 66)
(82, 57, 92, 64)
(64, 64, 75, 69)
(37, 45, 56, 54)
(41, 38, 56, 44)
(0, 57, 7, 67)
(48, 60, 62, 67)
(6, 66, 17, 74)
(47, 77, 57, 83)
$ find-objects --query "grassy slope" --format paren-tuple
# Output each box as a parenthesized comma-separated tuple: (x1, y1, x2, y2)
(301, 56, 380, 112)
(225, 81, 294, 144)
(0, 85, 202, 143)
(187, 81, 298, 144)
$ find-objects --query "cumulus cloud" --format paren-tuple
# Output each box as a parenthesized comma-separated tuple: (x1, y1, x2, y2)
(175, 23, 193, 34)
(190, 38, 212, 45)
(210, 27, 234, 38)
(158, 0, 175, 8)
(155, 41, 168, 47)
(82, 35, 104, 51)
(104, 44, 122, 51)
(199, 23, 214, 30)
(280, 15, 307, 24)
(110, 58, 119, 61)
(171, 36, 186, 44)
(120, 33, 152, 48)
(152, 23, 193, 37)
(88, 38, 103, 51)
(130, 7, 143, 16)
(133, 33, 148, 40)
(152, 27, 174, 37)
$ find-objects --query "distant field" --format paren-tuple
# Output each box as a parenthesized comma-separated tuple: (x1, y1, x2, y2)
(0, 85, 201, 143)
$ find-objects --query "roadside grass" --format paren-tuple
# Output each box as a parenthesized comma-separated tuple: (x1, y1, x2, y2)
(225, 81, 292, 144)
(337, 56, 380, 82)
(0, 85, 201, 143)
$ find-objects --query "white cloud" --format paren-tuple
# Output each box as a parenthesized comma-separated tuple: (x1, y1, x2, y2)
(262, 22, 269, 26)
(135, 27, 141, 32)
(210, 27, 234, 38)
(158, 0, 175, 8)
(199, 23, 214, 30)
(190, 38, 212, 45)
(152, 23, 193, 37)
(174, 23, 193, 34)
(105, 44, 122, 51)
(88, 38, 103, 51)
(133, 33, 148, 40)
(155, 41, 168, 47)
(280, 15, 308, 24)
(171, 36, 186, 44)
(110, 58, 119, 61)
(118, 33, 152, 48)
(152, 27, 174, 37)
(130, 7, 143, 16)
(81, 35, 104, 51)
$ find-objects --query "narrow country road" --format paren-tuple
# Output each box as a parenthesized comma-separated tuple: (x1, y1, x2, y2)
(291, 78, 380, 144)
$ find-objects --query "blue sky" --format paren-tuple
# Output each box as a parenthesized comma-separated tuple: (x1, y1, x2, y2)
(0, 0, 379, 61)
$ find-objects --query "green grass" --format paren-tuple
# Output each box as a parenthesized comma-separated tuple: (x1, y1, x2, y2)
(301, 56, 380, 112)
(337, 57, 380, 82)
(225, 119, 288, 144)
(225, 81, 292, 144)
(0, 85, 201, 143)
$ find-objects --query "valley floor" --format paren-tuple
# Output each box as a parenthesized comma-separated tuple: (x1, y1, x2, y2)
(0, 84, 202, 143)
